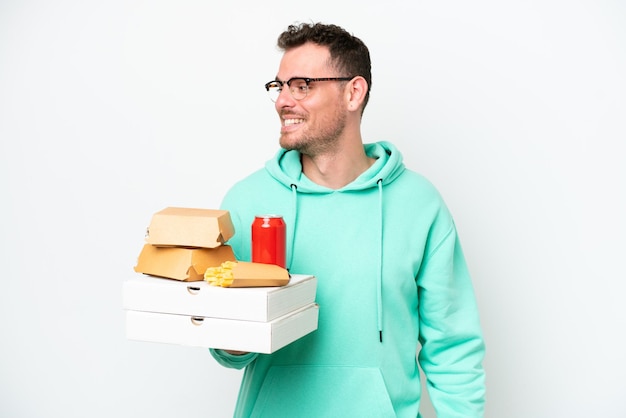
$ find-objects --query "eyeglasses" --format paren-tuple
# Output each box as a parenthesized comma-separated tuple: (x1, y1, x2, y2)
(264, 77, 354, 102)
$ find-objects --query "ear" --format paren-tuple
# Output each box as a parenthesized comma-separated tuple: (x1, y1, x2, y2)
(345, 76, 368, 112)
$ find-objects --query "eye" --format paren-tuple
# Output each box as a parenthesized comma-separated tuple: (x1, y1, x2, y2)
(290, 79, 309, 93)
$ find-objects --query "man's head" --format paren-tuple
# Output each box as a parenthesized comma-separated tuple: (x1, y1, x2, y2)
(277, 23, 371, 111)
(268, 23, 372, 155)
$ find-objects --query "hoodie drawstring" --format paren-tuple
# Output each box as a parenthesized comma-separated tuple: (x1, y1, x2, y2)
(377, 178, 384, 343)
(287, 184, 298, 271)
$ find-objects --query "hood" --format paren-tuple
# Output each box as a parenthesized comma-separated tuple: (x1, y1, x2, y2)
(265, 141, 405, 193)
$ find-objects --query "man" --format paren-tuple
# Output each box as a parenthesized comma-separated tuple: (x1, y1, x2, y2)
(211, 22, 485, 417)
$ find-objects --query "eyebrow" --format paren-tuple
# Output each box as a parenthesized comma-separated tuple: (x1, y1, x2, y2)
(274, 76, 309, 82)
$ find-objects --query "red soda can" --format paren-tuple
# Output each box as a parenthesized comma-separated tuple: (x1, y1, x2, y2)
(251, 215, 286, 268)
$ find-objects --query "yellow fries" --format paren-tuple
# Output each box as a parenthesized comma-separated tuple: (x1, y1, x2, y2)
(204, 260, 238, 287)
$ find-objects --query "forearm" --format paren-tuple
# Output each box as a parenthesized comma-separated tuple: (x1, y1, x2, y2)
(419, 334, 486, 417)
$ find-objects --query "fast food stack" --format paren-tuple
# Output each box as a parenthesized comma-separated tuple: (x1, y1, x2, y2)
(134, 207, 238, 282)
(124, 207, 319, 354)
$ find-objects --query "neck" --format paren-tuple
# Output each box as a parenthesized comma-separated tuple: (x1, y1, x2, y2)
(301, 138, 375, 189)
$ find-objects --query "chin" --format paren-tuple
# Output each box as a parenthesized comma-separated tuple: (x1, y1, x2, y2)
(279, 135, 300, 151)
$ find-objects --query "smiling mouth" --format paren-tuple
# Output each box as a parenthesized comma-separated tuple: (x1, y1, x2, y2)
(283, 118, 304, 127)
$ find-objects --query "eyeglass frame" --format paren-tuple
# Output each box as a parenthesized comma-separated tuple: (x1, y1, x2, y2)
(264, 76, 356, 102)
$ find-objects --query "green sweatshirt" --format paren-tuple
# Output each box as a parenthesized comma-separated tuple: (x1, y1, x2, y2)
(211, 141, 485, 417)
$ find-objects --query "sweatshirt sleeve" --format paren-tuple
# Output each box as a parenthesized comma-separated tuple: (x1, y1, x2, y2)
(209, 348, 259, 370)
(416, 223, 486, 417)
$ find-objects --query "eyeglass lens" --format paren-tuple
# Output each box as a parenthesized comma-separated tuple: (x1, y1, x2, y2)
(266, 79, 309, 102)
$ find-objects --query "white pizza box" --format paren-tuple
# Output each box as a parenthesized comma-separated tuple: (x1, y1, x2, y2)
(125, 303, 319, 354)
(123, 274, 317, 322)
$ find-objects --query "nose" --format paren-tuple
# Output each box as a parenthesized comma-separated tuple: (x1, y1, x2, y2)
(274, 85, 296, 110)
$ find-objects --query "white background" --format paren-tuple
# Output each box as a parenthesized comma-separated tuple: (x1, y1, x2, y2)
(1, 1, 625, 417)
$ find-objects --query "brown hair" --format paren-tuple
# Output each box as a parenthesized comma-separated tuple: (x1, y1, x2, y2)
(277, 22, 372, 111)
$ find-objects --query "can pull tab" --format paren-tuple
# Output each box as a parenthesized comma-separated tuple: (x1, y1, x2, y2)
(190, 317, 204, 326)
(187, 286, 201, 295)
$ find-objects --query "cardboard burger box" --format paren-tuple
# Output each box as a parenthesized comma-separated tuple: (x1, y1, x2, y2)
(145, 207, 235, 248)
(133, 244, 236, 282)
(124, 274, 319, 353)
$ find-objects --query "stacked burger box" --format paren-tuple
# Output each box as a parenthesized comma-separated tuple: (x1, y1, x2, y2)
(124, 207, 319, 354)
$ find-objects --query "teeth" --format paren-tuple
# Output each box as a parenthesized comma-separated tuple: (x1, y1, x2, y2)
(284, 118, 304, 126)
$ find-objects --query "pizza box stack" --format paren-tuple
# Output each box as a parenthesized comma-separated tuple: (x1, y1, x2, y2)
(125, 207, 318, 354)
